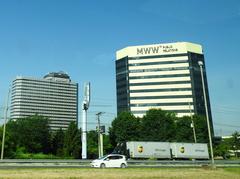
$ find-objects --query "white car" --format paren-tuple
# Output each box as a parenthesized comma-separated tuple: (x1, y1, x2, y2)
(91, 154, 128, 168)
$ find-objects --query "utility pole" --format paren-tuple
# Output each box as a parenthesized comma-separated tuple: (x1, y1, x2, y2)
(198, 61, 215, 167)
(189, 102, 197, 143)
(96, 112, 104, 158)
(1, 88, 10, 160)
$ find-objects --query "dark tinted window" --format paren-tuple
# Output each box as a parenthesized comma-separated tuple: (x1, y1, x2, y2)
(108, 155, 123, 160)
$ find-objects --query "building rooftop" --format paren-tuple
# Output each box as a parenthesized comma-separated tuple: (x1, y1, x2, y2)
(44, 71, 70, 80)
(116, 42, 203, 60)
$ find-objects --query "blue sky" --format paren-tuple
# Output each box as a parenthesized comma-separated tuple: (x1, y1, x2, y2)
(0, 0, 239, 136)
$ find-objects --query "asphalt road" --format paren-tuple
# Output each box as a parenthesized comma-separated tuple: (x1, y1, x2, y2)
(0, 159, 239, 168)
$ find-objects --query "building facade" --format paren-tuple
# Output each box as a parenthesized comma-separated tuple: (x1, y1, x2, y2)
(10, 72, 78, 130)
(116, 42, 212, 121)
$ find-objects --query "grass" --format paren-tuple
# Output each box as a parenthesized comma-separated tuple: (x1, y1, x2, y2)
(15, 153, 60, 159)
(0, 167, 239, 178)
(224, 168, 240, 175)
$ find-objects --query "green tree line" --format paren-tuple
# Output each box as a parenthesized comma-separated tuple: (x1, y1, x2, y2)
(109, 109, 209, 146)
(109, 109, 240, 159)
(0, 109, 239, 159)
(0, 115, 112, 159)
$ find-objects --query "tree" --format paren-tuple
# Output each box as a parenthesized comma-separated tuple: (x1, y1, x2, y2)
(175, 116, 194, 142)
(193, 115, 208, 143)
(109, 111, 141, 146)
(7, 115, 51, 154)
(87, 130, 114, 159)
(214, 139, 231, 159)
(140, 109, 176, 141)
(0, 126, 16, 158)
(51, 128, 65, 157)
(103, 134, 114, 155)
(87, 130, 98, 159)
(230, 131, 240, 158)
(63, 121, 81, 158)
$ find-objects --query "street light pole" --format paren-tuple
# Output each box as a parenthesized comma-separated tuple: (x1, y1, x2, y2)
(1, 88, 10, 160)
(198, 61, 215, 167)
(189, 102, 197, 143)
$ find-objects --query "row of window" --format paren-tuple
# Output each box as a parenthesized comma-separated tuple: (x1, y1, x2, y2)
(11, 111, 77, 117)
(129, 67, 189, 73)
(128, 53, 188, 60)
(130, 88, 192, 93)
(11, 101, 77, 108)
(130, 102, 193, 107)
(12, 85, 77, 94)
(13, 78, 77, 87)
(12, 84, 77, 93)
(12, 90, 77, 98)
(130, 95, 193, 100)
(11, 94, 77, 101)
(129, 73, 190, 80)
(12, 115, 77, 121)
(11, 104, 77, 112)
(11, 106, 77, 113)
(11, 112, 77, 119)
(131, 109, 193, 114)
(129, 81, 191, 86)
(116, 57, 128, 67)
(116, 70, 128, 76)
(128, 60, 188, 67)
(12, 86, 77, 95)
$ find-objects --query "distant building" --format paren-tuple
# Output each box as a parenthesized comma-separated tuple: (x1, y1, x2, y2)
(115, 42, 212, 123)
(10, 72, 78, 130)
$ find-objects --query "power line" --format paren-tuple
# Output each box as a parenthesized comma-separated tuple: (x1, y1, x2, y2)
(213, 104, 240, 110)
(214, 122, 240, 128)
(80, 111, 116, 115)
(91, 105, 113, 107)
(87, 122, 111, 125)
(212, 108, 240, 113)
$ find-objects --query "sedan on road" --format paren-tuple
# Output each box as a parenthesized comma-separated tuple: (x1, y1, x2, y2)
(91, 154, 127, 168)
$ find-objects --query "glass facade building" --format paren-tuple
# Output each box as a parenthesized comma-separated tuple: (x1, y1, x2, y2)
(116, 42, 212, 124)
(10, 72, 78, 131)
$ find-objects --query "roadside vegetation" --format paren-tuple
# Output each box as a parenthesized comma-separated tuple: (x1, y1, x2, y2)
(0, 168, 239, 178)
(0, 109, 239, 159)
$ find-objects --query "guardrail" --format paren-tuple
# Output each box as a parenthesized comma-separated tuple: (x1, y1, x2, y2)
(0, 159, 239, 168)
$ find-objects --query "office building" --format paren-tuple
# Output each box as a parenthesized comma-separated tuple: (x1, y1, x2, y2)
(10, 72, 78, 130)
(116, 42, 212, 122)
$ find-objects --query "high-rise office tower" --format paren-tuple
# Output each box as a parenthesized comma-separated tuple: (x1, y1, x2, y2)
(10, 72, 78, 130)
(116, 42, 212, 122)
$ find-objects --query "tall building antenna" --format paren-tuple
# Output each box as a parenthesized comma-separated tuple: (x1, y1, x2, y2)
(81, 82, 90, 159)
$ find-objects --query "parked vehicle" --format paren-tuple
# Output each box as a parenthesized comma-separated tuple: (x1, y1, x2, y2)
(91, 154, 128, 168)
(113, 141, 209, 159)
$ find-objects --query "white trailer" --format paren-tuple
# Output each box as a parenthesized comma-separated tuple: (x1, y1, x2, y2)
(170, 142, 209, 159)
(124, 141, 209, 159)
(126, 141, 171, 159)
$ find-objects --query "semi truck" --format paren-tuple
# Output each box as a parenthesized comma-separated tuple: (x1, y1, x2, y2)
(113, 141, 209, 159)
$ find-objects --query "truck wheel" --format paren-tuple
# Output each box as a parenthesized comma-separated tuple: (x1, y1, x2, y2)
(100, 163, 106, 168)
(120, 163, 126, 168)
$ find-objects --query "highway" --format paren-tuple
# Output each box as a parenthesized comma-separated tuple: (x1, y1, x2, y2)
(0, 159, 239, 168)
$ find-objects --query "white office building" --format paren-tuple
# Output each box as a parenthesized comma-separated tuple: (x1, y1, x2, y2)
(116, 42, 212, 121)
(10, 72, 78, 130)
